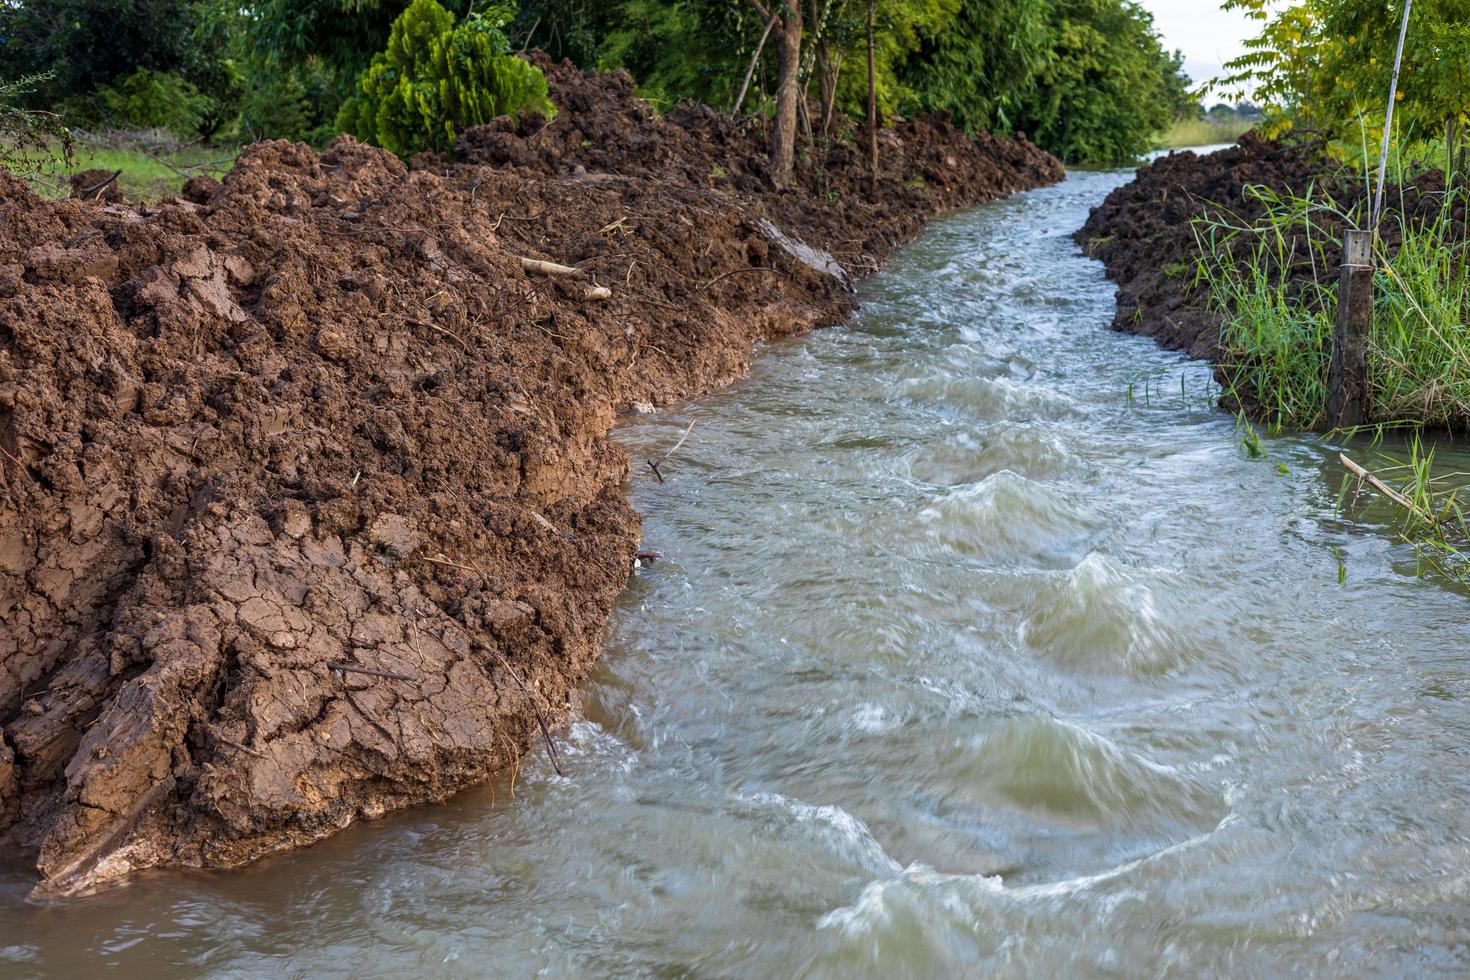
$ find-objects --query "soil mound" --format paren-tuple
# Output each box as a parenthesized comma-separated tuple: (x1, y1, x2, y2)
(1, 62, 1061, 897)
(1075, 134, 1463, 365)
(458, 54, 1064, 273)
(1074, 134, 1332, 358)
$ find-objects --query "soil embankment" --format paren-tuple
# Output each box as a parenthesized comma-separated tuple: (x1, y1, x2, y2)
(0, 58, 1061, 897)
(1074, 134, 1331, 359)
(1075, 134, 1462, 364)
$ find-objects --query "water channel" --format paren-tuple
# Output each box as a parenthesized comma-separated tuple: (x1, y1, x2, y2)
(3, 167, 1468, 977)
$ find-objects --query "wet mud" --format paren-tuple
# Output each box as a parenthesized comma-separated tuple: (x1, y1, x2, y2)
(0, 59, 1061, 897)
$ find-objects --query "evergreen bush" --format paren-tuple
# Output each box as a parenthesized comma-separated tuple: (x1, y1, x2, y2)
(337, 0, 555, 159)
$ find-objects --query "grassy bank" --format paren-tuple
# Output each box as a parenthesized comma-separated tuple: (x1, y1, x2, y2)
(24, 131, 239, 201)
(1195, 178, 1470, 431)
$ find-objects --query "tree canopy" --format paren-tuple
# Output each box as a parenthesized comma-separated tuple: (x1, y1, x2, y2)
(1219, 0, 1470, 150)
(0, 0, 1198, 166)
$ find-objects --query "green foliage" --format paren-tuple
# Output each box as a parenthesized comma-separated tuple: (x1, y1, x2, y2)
(590, 1, 743, 107)
(1019, 0, 1183, 164)
(1220, 0, 1470, 146)
(907, 0, 1188, 165)
(0, 0, 221, 125)
(906, 0, 1051, 133)
(1197, 182, 1470, 430)
(338, 0, 555, 158)
(0, 73, 74, 177)
(240, 0, 470, 77)
(94, 69, 216, 136)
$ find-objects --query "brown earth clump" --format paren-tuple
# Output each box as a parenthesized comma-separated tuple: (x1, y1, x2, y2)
(1074, 133, 1334, 358)
(1, 61, 1061, 898)
(1075, 133, 1464, 365)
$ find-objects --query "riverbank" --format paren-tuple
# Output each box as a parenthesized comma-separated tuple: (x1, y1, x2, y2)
(0, 58, 1061, 897)
(1076, 134, 1468, 428)
(1074, 134, 1333, 359)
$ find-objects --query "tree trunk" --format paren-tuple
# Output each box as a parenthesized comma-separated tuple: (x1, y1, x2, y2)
(867, 0, 878, 186)
(816, 40, 839, 139)
(771, 6, 803, 187)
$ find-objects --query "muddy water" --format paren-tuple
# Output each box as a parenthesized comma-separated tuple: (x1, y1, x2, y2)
(5, 170, 1470, 977)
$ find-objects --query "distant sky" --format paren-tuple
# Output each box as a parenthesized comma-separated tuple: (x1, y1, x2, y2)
(1137, 0, 1259, 95)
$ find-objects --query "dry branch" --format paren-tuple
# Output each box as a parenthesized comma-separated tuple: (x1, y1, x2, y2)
(647, 418, 696, 483)
(519, 257, 581, 277)
(1341, 453, 1424, 517)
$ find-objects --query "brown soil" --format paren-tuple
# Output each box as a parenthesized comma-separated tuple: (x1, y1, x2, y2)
(0, 58, 1061, 898)
(1074, 134, 1335, 359)
(1075, 134, 1465, 372)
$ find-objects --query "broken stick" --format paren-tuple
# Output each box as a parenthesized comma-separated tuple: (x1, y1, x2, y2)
(519, 256, 581, 277)
(1340, 453, 1420, 515)
(646, 418, 696, 483)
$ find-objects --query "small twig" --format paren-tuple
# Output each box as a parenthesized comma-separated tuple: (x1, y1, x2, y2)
(0, 444, 37, 489)
(421, 319, 474, 354)
(329, 661, 416, 682)
(215, 735, 267, 759)
(489, 650, 565, 777)
(422, 553, 485, 575)
(646, 418, 696, 483)
(696, 266, 788, 294)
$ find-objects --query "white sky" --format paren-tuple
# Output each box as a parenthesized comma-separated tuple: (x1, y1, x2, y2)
(1137, 0, 1259, 95)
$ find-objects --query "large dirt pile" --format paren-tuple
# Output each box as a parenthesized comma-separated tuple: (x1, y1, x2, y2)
(1075, 134, 1463, 365)
(1, 63, 1061, 898)
(1074, 134, 1333, 358)
(458, 54, 1064, 273)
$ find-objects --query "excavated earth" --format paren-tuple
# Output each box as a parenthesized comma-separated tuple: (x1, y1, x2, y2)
(1074, 133, 1337, 359)
(0, 58, 1061, 898)
(1076, 133, 1465, 363)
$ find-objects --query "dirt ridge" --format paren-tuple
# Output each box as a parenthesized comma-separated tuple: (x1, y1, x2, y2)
(0, 57, 1062, 897)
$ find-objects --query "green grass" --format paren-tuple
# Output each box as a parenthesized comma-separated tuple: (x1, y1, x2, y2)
(1341, 435, 1470, 586)
(1154, 117, 1253, 150)
(1194, 171, 1470, 431)
(23, 131, 239, 201)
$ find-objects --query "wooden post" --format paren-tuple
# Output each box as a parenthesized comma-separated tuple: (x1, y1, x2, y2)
(1327, 228, 1374, 429)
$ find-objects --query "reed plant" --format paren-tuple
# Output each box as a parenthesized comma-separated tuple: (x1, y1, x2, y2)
(1342, 434, 1470, 586)
(1194, 174, 1470, 431)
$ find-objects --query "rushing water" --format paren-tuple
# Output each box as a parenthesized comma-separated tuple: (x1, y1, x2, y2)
(5, 169, 1470, 977)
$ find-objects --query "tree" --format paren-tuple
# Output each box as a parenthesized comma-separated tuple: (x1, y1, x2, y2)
(0, 0, 222, 123)
(746, 0, 803, 187)
(1219, 0, 1470, 163)
(904, 0, 1051, 134)
(1016, 0, 1181, 164)
(337, 0, 554, 158)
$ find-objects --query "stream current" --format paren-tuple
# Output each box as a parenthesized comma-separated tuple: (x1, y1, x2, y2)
(3, 168, 1470, 977)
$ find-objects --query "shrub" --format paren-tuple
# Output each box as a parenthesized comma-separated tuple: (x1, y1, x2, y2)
(0, 73, 74, 177)
(95, 68, 215, 136)
(336, 0, 555, 159)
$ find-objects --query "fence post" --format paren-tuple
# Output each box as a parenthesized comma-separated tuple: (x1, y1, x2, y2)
(1327, 228, 1374, 429)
